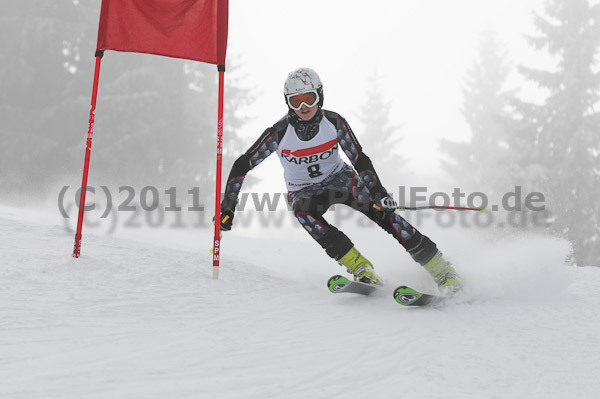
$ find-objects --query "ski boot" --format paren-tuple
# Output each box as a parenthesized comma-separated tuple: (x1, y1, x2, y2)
(338, 247, 382, 285)
(423, 251, 462, 295)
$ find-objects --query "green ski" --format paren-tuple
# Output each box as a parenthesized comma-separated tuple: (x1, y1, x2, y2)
(327, 275, 380, 296)
(393, 285, 443, 306)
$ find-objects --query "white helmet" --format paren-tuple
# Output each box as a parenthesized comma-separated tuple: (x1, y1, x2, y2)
(283, 67, 324, 108)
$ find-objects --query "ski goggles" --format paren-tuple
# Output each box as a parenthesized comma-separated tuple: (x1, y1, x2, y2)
(286, 90, 319, 110)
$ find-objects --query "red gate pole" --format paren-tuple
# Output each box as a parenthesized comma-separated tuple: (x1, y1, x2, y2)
(73, 51, 104, 258)
(212, 66, 226, 279)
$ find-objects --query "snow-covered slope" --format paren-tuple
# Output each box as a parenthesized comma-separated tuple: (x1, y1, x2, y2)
(2, 206, 600, 399)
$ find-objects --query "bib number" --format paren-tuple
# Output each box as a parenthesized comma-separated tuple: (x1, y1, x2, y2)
(307, 164, 323, 178)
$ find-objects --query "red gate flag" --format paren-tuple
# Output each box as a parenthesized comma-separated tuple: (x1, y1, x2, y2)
(74, 0, 229, 273)
(96, 0, 228, 64)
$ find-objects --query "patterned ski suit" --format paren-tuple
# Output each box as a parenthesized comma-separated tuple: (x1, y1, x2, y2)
(221, 109, 438, 265)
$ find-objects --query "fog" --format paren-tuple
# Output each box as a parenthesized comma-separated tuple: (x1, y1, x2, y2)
(231, 0, 546, 179)
(1, 0, 598, 265)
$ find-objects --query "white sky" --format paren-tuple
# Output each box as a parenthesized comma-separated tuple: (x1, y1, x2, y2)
(225, 0, 550, 192)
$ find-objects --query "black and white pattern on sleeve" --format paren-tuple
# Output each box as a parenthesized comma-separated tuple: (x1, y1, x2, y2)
(324, 111, 360, 163)
(248, 128, 280, 169)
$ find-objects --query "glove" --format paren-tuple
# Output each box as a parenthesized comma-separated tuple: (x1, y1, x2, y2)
(218, 209, 234, 231)
(373, 196, 398, 215)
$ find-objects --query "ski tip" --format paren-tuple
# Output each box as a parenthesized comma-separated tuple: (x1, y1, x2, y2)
(327, 275, 350, 293)
(393, 285, 424, 306)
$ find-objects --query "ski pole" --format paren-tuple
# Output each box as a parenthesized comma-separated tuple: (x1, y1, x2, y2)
(372, 204, 485, 213)
(395, 205, 486, 212)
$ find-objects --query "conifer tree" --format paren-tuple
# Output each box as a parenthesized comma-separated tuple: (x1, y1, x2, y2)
(0, 1, 249, 207)
(355, 72, 404, 187)
(515, 0, 600, 265)
(440, 27, 513, 195)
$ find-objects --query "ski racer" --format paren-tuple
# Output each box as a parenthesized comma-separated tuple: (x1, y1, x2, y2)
(218, 67, 461, 293)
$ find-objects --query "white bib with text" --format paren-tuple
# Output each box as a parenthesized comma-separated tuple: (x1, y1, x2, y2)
(277, 118, 345, 191)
